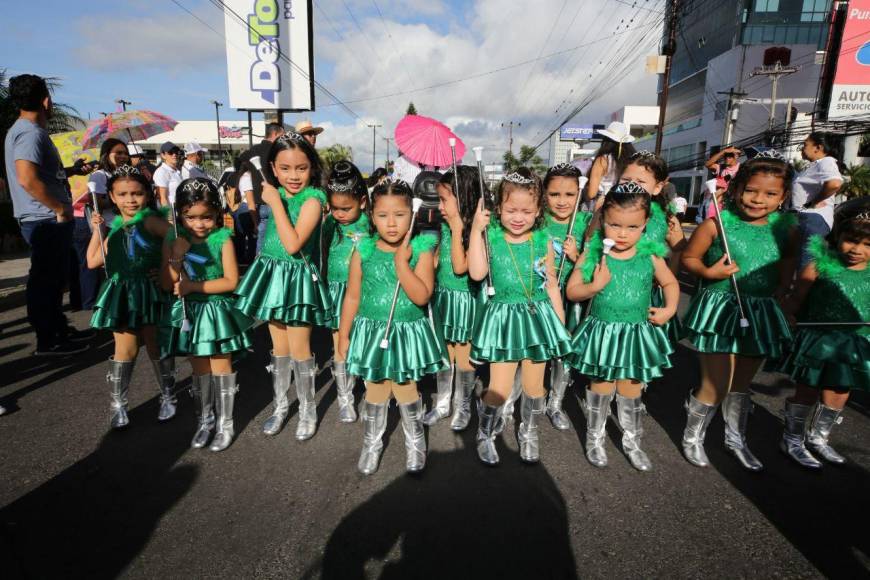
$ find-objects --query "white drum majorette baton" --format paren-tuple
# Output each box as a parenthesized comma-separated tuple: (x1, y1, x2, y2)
(380, 197, 425, 349)
(706, 179, 750, 329)
(472, 146, 496, 297)
(88, 181, 108, 275)
(556, 175, 590, 282)
(448, 137, 461, 215)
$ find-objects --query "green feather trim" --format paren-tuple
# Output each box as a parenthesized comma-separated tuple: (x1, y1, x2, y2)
(809, 235, 846, 278)
(650, 201, 665, 221)
(107, 207, 158, 239)
(357, 236, 377, 261)
(667, 201, 678, 214)
(206, 227, 233, 255)
(280, 186, 327, 207)
(636, 237, 668, 259)
(769, 209, 797, 247)
(411, 233, 437, 257)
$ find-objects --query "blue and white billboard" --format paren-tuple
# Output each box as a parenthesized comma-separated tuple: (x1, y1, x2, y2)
(559, 124, 604, 141)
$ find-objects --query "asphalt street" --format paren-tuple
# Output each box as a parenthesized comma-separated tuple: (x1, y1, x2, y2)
(1, 294, 868, 579)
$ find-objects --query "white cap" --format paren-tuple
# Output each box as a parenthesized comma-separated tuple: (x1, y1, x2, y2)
(184, 142, 206, 155)
(127, 143, 145, 156)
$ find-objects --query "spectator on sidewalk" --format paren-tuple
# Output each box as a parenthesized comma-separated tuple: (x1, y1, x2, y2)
(3, 74, 95, 356)
(705, 146, 741, 192)
(128, 143, 155, 182)
(153, 141, 182, 207)
(673, 192, 688, 222)
(181, 142, 209, 180)
(238, 122, 285, 251)
(295, 120, 324, 148)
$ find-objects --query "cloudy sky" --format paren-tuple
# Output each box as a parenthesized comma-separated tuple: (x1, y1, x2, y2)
(2, 0, 664, 168)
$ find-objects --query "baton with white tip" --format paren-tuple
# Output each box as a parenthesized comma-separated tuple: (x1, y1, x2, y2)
(706, 179, 750, 329)
(449, 137, 461, 215)
(380, 197, 425, 349)
(556, 175, 590, 283)
(88, 181, 108, 275)
(472, 146, 496, 296)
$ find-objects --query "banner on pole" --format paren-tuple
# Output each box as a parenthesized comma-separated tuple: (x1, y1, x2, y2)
(223, 0, 315, 111)
(827, 0, 870, 119)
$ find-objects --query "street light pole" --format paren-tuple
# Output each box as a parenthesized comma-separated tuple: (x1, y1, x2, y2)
(115, 99, 131, 112)
(367, 123, 382, 174)
(501, 121, 521, 157)
(383, 137, 392, 172)
(211, 100, 224, 171)
(655, 0, 681, 155)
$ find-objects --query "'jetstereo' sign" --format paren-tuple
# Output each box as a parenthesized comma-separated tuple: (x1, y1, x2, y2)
(828, 0, 870, 118)
(223, 0, 314, 111)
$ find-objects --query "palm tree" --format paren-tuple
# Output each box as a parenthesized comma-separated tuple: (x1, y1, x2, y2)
(503, 145, 547, 176)
(319, 144, 354, 176)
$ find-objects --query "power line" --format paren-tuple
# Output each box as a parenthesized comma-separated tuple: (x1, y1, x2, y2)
(370, 0, 418, 90)
(513, 0, 568, 115)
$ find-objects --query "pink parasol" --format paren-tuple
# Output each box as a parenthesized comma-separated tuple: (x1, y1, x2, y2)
(82, 110, 178, 149)
(394, 114, 465, 168)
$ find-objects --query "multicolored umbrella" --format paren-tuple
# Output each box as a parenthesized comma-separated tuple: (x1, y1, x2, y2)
(51, 130, 98, 202)
(81, 110, 177, 149)
(394, 114, 465, 168)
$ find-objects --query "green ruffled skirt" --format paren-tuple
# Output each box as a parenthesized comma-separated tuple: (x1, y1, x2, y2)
(346, 316, 448, 383)
(91, 277, 168, 330)
(471, 299, 572, 363)
(780, 329, 870, 391)
(651, 286, 682, 344)
(162, 297, 254, 357)
(328, 281, 346, 331)
(567, 316, 673, 382)
(432, 287, 476, 344)
(683, 289, 792, 358)
(235, 255, 332, 327)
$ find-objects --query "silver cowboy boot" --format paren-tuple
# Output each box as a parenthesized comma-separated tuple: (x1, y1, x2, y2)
(546, 360, 572, 431)
(399, 397, 427, 472)
(294, 358, 318, 441)
(151, 357, 177, 422)
(615, 393, 652, 472)
(190, 374, 214, 449)
(423, 365, 454, 425)
(807, 404, 847, 464)
(495, 369, 523, 435)
(682, 393, 719, 467)
(210, 373, 239, 452)
(449, 369, 477, 431)
(722, 392, 763, 471)
(518, 393, 546, 463)
(781, 400, 822, 468)
(358, 400, 389, 475)
(333, 361, 357, 423)
(263, 352, 293, 436)
(581, 388, 614, 468)
(107, 357, 135, 429)
(476, 400, 503, 465)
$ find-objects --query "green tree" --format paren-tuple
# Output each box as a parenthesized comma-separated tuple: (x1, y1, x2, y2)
(841, 163, 870, 198)
(406, 102, 417, 116)
(319, 143, 354, 176)
(502, 144, 547, 175)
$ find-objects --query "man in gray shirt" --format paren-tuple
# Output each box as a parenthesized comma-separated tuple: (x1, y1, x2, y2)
(4, 74, 95, 356)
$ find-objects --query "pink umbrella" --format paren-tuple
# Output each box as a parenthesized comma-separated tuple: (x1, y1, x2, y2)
(394, 114, 465, 168)
(82, 110, 178, 149)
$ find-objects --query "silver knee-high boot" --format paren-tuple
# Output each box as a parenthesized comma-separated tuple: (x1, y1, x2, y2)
(495, 370, 523, 435)
(190, 374, 214, 449)
(107, 357, 135, 429)
(476, 400, 503, 465)
(423, 365, 454, 425)
(615, 393, 652, 471)
(358, 400, 389, 475)
(449, 369, 477, 431)
(151, 357, 177, 422)
(581, 388, 614, 468)
(807, 404, 846, 464)
(210, 373, 238, 452)
(333, 360, 357, 423)
(781, 400, 822, 468)
(682, 393, 719, 467)
(399, 397, 427, 472)
(546, 360, 572, 431)
(518, 393, 545, 463)
(294, 358, 318, 440)
(263, 352, 293, 436)
(722, 392, 763, 471)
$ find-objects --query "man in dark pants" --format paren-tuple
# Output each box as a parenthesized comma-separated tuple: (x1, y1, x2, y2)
(237, 122, 285, 253)
(3, 74, 95, 356)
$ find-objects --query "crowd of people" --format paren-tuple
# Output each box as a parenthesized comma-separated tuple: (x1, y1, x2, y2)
(3, 73, 867, 476)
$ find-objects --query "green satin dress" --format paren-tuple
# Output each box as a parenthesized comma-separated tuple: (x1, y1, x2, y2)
(546, 212, 592, 334)
(683, 208, 796, 358)
(471, 225, 572, 362)
(432, 223, 477, 344)
(91, 208, 168, 330)
(345, 234, 448, 383)
(780, 236, 870, 391)
(567, 233, 674, 382)
(645, 202, 682, 343)
(325, 213, 369, 331)
(234, 186, 332, 326)
(162, 227, 254, 357)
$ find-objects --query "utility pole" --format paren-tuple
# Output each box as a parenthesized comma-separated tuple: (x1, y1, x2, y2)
(655, 0, 680, 155)
(501, 121, 521, 157)
(211, 100, 224, 171)
(367, 123, 382, 174)
(383, 137, 393, 172)
(115, 99, 131, 112)
(750, 61, 799, 132)
(717, 88, 748, 147)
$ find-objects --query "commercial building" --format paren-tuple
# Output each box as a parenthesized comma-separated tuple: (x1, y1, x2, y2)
(137, 120, 269, 160)
(548, 106, 660, 168)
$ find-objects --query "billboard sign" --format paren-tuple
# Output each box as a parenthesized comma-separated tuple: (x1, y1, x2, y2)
(560, 124, 596, 141)
(223, 0, 315, 111)
(827, 0, 870, 118)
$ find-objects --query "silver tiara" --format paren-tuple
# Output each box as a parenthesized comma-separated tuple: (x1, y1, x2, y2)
(504, 172, 535, 185)
(630, 150, 657, 160)
(113, 164, 141, 177)
(549, 163, 577, 172)
(384, 177, 411, 188)
(276, 132, 308, 146)
(755, 149, 785, 161)
(328, 180, 356, 193)
(182, 178, 214, 194)
(852, 211, 870, 222)
(611, 181, 649, 195)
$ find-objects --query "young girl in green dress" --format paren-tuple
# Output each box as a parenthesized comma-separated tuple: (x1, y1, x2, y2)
(234, 133, 332, 441)
(424, 165, 483, 431)
(323, 161, 369, 423)
(88, 165, 174, 429)
(338, 180, 446, 475)
(566, 182, 679, 471)
(780, 205, 870, 468)
(681, 154, 798, 472)
(163, 178, 253, 451)
(468, 168, 572, 466)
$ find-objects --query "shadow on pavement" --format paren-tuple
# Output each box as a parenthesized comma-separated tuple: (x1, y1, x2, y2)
(646, 343, 870, 578)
